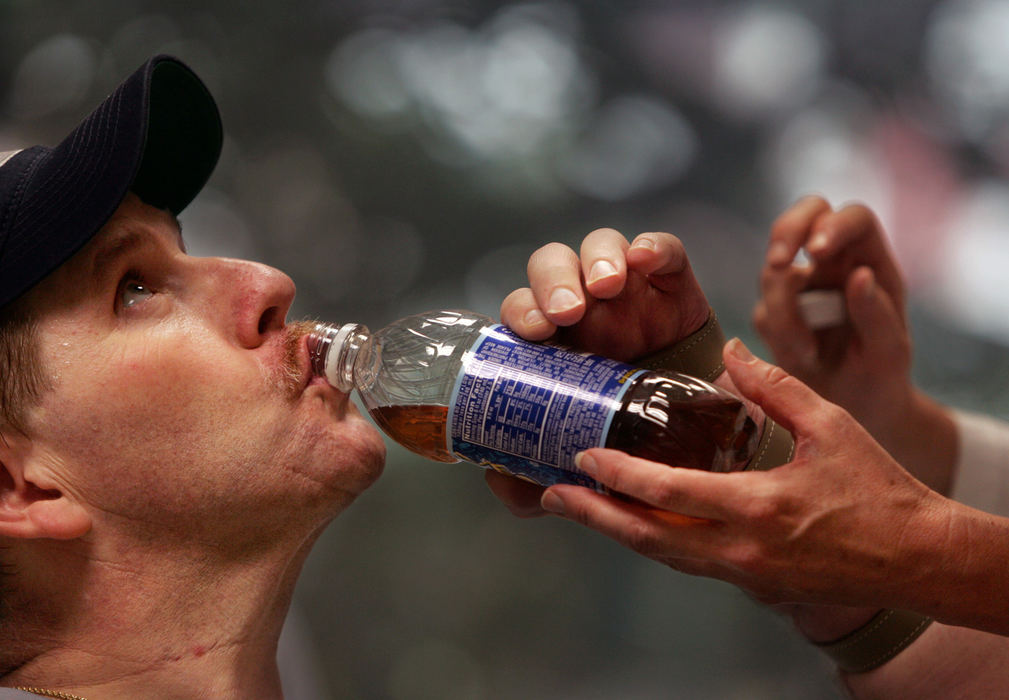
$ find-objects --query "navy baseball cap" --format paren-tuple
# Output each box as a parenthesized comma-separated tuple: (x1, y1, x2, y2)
(0, 54, 222, 308)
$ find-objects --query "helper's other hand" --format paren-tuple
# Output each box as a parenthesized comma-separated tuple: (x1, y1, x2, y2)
(754, 196, 911, 435)
(754, 196, 957, 493)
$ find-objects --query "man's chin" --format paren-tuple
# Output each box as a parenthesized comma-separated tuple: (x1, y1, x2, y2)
(316, 451, 386, 523)
(301, 379, 352, 413)
(321, 417, 387, 498)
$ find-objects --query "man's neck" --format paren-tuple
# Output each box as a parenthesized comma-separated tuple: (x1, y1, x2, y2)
(2, 525, 321, 699)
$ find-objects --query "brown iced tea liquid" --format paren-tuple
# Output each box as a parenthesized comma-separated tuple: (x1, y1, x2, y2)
(369, 404, 456, 463)
(605, 374, 758, 471)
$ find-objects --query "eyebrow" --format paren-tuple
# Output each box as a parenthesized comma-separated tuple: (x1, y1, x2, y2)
(89, 216, 185, 281)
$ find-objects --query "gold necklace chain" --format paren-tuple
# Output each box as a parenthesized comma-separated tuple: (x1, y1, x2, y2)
(13, 687, 86, 700)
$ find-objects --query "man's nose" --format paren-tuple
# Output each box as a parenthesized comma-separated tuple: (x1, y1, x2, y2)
(209, 258, 297, 348)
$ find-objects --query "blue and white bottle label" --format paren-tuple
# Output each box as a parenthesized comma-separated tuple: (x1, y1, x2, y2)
(447, 325, 644, 489)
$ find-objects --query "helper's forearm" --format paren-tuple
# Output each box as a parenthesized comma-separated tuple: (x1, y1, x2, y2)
(912, 500, 1009, 636)
(788, 499, 1009, 645)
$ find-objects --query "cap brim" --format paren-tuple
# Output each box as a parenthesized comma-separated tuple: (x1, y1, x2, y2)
(0, 55, 222, 308)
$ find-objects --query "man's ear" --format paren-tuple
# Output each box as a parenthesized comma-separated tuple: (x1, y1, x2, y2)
(0, 430, 91, 540)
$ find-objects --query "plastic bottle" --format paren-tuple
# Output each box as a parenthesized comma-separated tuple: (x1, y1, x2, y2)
(309, 309, 758, 491)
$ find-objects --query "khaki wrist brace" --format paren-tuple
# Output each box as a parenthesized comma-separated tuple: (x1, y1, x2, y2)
(636, 310, 726, 382)
(814, 608, 933, 673)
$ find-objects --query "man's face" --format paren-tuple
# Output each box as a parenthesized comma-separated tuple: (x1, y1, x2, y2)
(19, 193, 386, 551)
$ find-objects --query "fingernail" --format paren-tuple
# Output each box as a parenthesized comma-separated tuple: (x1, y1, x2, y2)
(728, 338, 756, 363)
(541, 490, 565, 515)
(524, 308, 548, 327)
(631, 237, 656, 251)
(574, 451, 597, 476)
(807, 231, 830, 254)
(548, 287, 581, 314)
(767, 242, 791, 266)
(588, 260, 618, 285)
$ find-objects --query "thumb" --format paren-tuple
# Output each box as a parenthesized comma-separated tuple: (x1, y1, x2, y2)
(845, 266, 906, 364)
(723, 338, 831, 438)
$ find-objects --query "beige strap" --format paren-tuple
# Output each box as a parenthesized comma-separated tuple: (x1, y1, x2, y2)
(744, 417, 795, 471)
(815, 608, 934, 673)
(637, 310, 726, 382)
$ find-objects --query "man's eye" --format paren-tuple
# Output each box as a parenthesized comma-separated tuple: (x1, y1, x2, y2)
(121, 280, 154, 309)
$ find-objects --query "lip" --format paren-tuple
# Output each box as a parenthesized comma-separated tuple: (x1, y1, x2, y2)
(297, 333, 316, 391)
(278, 320, 348, 399)
(299, 330, 338, 392)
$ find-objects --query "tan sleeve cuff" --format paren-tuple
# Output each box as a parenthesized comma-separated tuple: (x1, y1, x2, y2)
(636, 310, 726, 382)
(814, 608, 934, 674)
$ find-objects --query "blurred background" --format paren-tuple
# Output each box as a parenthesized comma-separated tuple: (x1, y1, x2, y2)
(4, 0, 1009, 697)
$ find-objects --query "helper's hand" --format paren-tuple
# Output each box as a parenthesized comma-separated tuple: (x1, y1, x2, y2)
(753, 196, 957, 493)
(489, 228, 712, 517)
(753, 196, 911, 436)
(537, 339, 952, 610)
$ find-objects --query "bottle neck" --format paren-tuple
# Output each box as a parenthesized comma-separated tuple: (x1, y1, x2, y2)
(308, 322, 371, 392)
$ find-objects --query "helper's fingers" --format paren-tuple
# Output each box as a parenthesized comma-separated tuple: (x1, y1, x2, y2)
(573, 449, 734, 520)
(755, 262, 817, 372)
(723, 338, 840, 439)
(578, 228, 629, 300)
(500, 287, 557, 341)
(766, 195, 833, 267)
(540, 482, 725, 561)
(806, 205, 906, 308)
(625, 232, 706, 300)
(625, 232, 690, 278)
(484, 469, 548, 518)
(526, 242, 587, 326)
(805, 204, 886, 259)
(845, 266, 909, 366)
